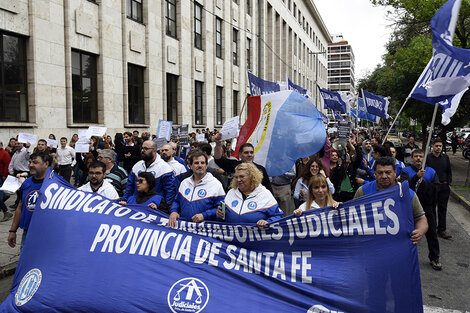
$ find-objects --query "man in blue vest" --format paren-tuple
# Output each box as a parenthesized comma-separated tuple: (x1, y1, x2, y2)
(354, 156, 428, 245)
(8, 152, 52, 250)
(402, 149, 441, 270)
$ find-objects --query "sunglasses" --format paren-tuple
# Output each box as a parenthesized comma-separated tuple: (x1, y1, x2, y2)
(137, 179, 146, 184)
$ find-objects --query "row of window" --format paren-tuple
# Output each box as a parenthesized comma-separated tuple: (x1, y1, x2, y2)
(0, 31, 240, 125)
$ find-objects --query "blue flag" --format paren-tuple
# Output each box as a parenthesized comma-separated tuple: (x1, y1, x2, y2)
(248, 72, 280, 96)
(357, 98, 379, 123)
(409, 0, 468, 125)
(287, 77, 308, 97)
(1, 173, 424, 313)
(349, 109, 359, 120)
(333, 111, 344, 121)
(318, 87, 348, 113)
(362, 89, 390, 120)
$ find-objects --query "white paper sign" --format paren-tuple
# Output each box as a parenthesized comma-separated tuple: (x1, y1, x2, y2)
(88, 126, 107, 137)
(157, 120, 173, 141)
(221, 116, 240, 141)
(75, 142, 90, 153)
(45, 139, 58, 148)
(78, 129, 92, 140)
(196, 133, 206, 142)
(328, 127, 338, 134)
(0, 175, 22, 193)
(18, 133, 37, 145)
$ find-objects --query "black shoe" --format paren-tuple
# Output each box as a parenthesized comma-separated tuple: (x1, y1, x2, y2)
(430, 259, 442, 271)
(437, 231, 452, 239)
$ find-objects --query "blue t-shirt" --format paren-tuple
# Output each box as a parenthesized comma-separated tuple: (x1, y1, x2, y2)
(19, 177, 45, 230)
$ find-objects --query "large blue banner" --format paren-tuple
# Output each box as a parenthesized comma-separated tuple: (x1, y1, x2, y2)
(1, 173, 423, 313)
(248, 72, 280, 96)
(358, 97, 379, 123)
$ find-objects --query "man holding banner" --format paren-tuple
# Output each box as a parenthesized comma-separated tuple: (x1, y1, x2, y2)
(8, 152, 52, 250)
(354, 156, 428, 245)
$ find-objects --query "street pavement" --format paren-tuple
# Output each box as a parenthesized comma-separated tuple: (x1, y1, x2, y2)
(0, 153, 469, 311)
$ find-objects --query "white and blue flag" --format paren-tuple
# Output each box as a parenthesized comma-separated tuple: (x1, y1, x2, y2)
(357, 98, 380, 123)
(248, 72, 281, 96)
(287, 77, 308, 97)
(409, 0, 469, 125)
(318, 87, 349, 114)
(361, 89, 390, 120)
(333, 111, 344, 121)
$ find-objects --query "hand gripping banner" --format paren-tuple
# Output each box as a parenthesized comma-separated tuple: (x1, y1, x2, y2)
(1, 173, 423, 313)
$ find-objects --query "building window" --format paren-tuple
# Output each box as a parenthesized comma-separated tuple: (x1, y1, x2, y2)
(232, 28, 238, 66)
(72, 50, 97, 123)
(216, 18, 222, 58)
(293, 3, 296, 17)
(0, 32, 27, 122)
(194, 2, 203, 50)
(167, 73, 178, 123)
(288, 0, 291, 10)
(127, 0, 143, 22)
(166, 0, 177, 38)
(195, 81, 204, 125)
(246, 0, 251, 15)
(128, 64, 145, 124)
(216, 86, 223, 125)
(233, 90, 238, 116)
(246, 37, 252, 70)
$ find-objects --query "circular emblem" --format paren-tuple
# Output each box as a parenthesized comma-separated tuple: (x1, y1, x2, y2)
(168, 277, 209, 313)
(231, 200, 239, 207)
(197, 189, 207, 198)
(25, 190, 40, 212)
(185, 188, 191, 196)
(247, 201, 257, 210)
(15, 268, 42, 306)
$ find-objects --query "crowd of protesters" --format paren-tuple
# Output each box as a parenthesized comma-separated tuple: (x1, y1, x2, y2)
(0, 125, 453, 271)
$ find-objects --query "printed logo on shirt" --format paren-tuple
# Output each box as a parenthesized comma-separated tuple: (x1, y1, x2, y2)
(247, 201, 257, 210)
(231, 200, 239, 207)
(25, 190, 40, 212)
(185, 188, 191, 196)
(197, 189, 207, 198)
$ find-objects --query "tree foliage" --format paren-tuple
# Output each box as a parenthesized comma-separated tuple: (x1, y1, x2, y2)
(359, 0, 470, 130)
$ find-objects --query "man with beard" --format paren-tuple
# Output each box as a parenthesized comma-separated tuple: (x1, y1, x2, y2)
(160, 144, 187, 184)
(402, 149, 441, 270)
(78, 161, 119, 200)
(8, 152, 52, 250)
(123, 140, 177, 213)
(168, 151, 225, 228)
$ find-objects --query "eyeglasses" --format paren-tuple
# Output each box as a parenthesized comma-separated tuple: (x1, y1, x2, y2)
(141, 147, 153, 151)
(137, 179, 145, 184)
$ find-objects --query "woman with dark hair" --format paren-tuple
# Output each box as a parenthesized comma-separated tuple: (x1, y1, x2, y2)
(293, 157, 334, 208)
(119, 172, 162, 210)
(104, 135, 114, 149)
(48, 134, 57, 153)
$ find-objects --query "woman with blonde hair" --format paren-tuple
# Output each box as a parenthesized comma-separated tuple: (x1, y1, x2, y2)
(293, 175, 340, 216)
(217, 162, 283, 226)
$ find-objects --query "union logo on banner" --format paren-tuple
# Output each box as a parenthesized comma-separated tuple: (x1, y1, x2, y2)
(167, 277, 209, 313)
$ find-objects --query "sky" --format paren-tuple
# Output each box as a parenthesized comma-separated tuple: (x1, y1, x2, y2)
(314, 0, 393, 80)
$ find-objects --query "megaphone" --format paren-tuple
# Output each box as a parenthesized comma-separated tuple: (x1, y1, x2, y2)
(332, 139, 347, 151)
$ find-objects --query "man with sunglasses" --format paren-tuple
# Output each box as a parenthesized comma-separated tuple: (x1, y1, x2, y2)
(123, 140, 177, 213)
(78, 161, 119, 200)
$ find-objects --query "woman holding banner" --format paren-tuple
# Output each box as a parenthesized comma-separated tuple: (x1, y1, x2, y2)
(293, 175, 339, 216)
(216, 163, 283, 226)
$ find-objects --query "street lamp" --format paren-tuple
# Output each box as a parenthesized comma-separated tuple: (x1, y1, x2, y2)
(308, 51, 326, 109)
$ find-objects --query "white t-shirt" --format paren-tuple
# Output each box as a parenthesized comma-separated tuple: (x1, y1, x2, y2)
(298, 201, 321, 212)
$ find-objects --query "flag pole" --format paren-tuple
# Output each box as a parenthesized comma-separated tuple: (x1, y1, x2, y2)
(239, 95, 248, 123)
(382, 97, 410, 144)
(422, 102, 439, 169)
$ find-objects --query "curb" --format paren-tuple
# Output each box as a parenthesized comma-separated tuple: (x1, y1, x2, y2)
(0, 262, 17, 280)
(450, 187, 470, 213)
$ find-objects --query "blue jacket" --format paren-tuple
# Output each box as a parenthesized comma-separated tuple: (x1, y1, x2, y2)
(401, 166, 436, 183)
(123, 156, 177, 205)
(126, 194, 163, 207)
(224, 185, 283, 224)
(171, 173, 225, 220)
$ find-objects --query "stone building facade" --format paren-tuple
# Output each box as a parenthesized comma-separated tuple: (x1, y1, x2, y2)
(0, 0, 330, 141)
